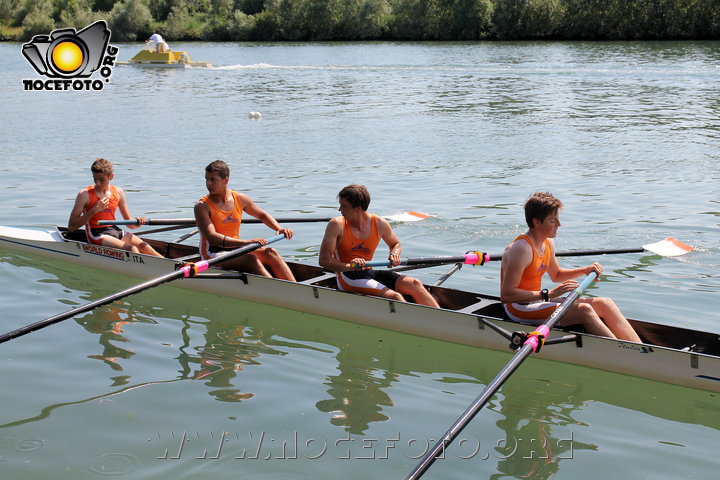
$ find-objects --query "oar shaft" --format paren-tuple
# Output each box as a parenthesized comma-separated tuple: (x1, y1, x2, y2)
(0, 234, 286, 345)
(364, 252, 489, 268)
(369, 247, 648, 270)
(407, 273, 597, 480)
(100, 217, 334, 226)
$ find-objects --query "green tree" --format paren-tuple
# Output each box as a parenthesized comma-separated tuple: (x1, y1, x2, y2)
(0, 0, 24, 26)
(107, 0, 153, 40)
(357, 0, 391, 39)
(58, 0, 103, 29)
(165, 4, 204, 39)
(20, 0, 55, 39)
(251, 9, 280, 39)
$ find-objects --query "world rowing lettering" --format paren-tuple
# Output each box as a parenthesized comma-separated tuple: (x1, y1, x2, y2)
(81, 243, 143, 263)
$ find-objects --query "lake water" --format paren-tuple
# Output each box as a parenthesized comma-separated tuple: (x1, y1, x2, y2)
(0, 40, 719, 479)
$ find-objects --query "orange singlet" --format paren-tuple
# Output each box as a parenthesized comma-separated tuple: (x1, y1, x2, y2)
(502, 234, 559, 324)
(336, 214, 381, 263)
(85, 185, 122, 245)
(85, 185, 119, 229)
(512, 234, 551, 292)
(198, 190, 244, 260)
(335, 214, 402, 295)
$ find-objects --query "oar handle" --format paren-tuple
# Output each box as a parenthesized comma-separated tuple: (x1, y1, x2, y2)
(361, 251, 490, 269)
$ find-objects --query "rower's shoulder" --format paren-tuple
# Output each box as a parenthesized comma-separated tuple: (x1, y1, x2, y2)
(504, 236, 533, 259)
(327, 215, 344, 227)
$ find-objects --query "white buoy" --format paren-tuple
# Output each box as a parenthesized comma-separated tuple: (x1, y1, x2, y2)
(248, 111, 262, 119)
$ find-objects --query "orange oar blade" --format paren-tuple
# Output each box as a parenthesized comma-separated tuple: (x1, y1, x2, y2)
(642, 237, 694, 257)
(384, 211, 430, 222)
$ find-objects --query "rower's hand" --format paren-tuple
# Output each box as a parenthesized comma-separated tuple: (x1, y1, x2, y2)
(252, 237, 268, 246)
(587, 262, 603, 280)
(92, 196, 110, 214)
(277, 227, 293, 240)
(550, 280, 578, 298)
(129, 216, 147, 230)
(349, 258, 365, 270)
(388, 252, 401, 267)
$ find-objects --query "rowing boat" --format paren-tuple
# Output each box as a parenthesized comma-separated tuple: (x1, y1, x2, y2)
(1, 225, 719, 392)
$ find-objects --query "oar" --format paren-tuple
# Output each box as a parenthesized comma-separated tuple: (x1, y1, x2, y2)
(406, 272, 598, 480)
(98, 211, 430, 227)
(0, 234, 286, 345)
(362, 237, 693, 269)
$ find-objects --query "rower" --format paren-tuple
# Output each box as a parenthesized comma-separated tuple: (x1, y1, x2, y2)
(67, 158, 162, 257)
(319, 184, 439, 307)
(500, 191, 641, 342)
(193, 160, 296, 281)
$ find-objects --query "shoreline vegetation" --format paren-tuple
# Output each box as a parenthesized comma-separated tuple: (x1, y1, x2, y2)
(1, 0, 719, 42)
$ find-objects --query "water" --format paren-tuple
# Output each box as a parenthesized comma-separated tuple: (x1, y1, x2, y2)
(1, 40, 719, 479)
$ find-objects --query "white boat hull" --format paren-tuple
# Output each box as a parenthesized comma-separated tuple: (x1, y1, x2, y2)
(1, 225, 719, 392)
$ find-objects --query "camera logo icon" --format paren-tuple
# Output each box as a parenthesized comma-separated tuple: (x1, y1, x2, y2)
(21, 20, 118, 91)
(23, 20, 110, 78)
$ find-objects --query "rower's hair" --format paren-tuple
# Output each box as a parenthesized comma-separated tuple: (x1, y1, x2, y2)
(205, 160, 230, 179)
(338, 184, 371, 210)
(90, 158, 113, 176)
(524, 191, 563, 228)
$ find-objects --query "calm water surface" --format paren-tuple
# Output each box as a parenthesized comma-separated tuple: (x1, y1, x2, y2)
(0, 41, 719, 479)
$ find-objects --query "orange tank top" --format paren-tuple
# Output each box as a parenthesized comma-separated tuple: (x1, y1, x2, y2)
(337, 214, 381, 263)
(198, 190, 244, 259)
(85, 185, 119, 229)
(512, 234, 551, 292)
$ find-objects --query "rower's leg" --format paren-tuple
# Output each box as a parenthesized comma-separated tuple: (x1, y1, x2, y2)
(395, 275, 440, 308)
(228, 253, 273, 277)
(100, 234, 140, 253)
(584, 297, 641, 343)
(559, 303, 616, 338)
(124, 233, 163, 257)
(252, 248, 296, 281)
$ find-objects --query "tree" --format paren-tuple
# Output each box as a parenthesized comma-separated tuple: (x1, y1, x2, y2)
(19, 0, 54, 40)
(58, 0, 103, 29)
(107, 0, 153, 41)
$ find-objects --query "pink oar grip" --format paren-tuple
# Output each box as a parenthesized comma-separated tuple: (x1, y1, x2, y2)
(524, 325, 550, 352)
(463, 253, 490, 265)
(181, 260, 210, 277)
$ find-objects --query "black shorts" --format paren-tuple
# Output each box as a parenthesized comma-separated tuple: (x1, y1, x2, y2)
(87, 225, 124, 245)
(337, 269, 400, 294)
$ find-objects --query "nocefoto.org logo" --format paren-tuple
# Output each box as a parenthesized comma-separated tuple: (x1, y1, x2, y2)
(21, 20, 118, 91)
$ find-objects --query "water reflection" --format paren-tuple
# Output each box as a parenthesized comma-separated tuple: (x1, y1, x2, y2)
(488, 379, 598, 479)
(0, 253, 718, 468)
(315, 350, 396, 434)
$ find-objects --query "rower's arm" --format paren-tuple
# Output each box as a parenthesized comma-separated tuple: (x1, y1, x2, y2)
(547, 242, 594, 282)
(319, 218, 351, 272)
(115, 188, 140, 230)
(68, 190, 91, 232)
(377, 216, 402, 266)
(240, 193, 293, 239)
(500, 241, 540, 304)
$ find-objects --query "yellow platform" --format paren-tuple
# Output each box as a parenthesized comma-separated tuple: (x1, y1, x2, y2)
(119, 49, 211, 68)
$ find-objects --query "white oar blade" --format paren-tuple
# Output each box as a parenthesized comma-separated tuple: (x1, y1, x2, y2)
(383, 211, 430, 222)
(642, 237, 693, 257)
